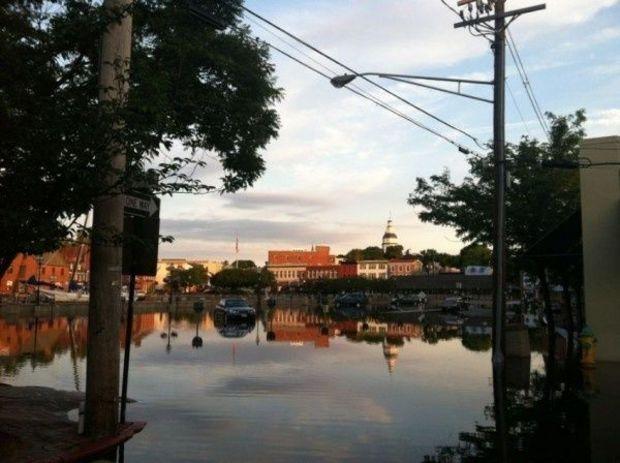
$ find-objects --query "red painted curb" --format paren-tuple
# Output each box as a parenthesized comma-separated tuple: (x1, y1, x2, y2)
(31, 421, 146, 463)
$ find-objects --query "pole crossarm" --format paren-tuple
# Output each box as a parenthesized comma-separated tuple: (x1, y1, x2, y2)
(381, 75, 493, 104)
(453, 4, 546, 29)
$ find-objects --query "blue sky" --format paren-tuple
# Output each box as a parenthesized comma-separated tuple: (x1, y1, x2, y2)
(159, 0, 620, 264)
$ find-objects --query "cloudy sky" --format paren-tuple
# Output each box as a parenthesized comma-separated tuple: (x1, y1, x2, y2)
(159, 0, 620, 264)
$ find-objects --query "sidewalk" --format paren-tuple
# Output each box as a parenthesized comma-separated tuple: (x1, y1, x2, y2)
(0, 383, 144, 463)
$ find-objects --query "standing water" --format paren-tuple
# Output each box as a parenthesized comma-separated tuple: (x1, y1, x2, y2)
(0, 306, 593, 462)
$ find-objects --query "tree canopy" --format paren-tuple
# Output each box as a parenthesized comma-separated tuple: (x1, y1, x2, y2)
(210, 267, 274, 291)
(384, 245, 404, 259)
(230, 259, 257, 269)
(0, 0, 281, 275)
(459, 243, 492, 268)
(168, 263, 208, 290)
(408, 111, 584, 266)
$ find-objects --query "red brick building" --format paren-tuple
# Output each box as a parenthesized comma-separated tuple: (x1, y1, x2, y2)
(1, 251, 71, 294)
(268, 245, 335, 266)
(337, 262, 358, 278)
(302, 265, 340, 280)
(387, 258, 423, 277)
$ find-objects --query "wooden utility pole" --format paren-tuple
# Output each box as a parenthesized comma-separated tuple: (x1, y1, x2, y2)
(85, 0, 133, 438)
(491, 0, 507, 365)
(454, 0, 546, 365)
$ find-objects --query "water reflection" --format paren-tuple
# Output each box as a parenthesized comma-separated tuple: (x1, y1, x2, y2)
(422, 358, 592, 462)
(0, 306, 603, 462)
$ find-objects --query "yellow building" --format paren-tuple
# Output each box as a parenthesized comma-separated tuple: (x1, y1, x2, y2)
(580, 136, 620, 361)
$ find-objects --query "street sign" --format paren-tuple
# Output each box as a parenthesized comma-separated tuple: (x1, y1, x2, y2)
(123, 192, 160, 276)
(124, 193, 158, 218)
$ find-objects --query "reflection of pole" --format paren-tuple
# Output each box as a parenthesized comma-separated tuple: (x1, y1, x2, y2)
(120, 272, 136, 424)
(36, 255, 43, 306)
(69, 318, 81, 392)
(166, 312, 172, 352)
(492, 362, 508, 462)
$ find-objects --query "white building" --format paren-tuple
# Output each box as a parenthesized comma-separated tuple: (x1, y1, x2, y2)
(381, 219, 399, 252)
(357, 260, 389, 279)
(268, 265, 307, 287)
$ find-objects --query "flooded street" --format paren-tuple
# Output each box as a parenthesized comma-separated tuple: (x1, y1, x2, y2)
(0, 307, 592, 462)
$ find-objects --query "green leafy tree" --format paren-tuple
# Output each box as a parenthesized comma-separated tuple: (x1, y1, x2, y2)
(418, 249, 440, 274)
(0, 0, 281, 277)
(345, 249, 364, 261)
(460, 243, 492, 268)
(230, 259, 257, 269)
(362, 246, 385, 260)
(408, 111, 584, 262)
(168, 263, 208, 291)
(210, 268, 258, 291)
(384, 245, 404, 259)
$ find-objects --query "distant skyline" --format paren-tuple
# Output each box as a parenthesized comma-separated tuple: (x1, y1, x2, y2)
(159, 0, 620, 263)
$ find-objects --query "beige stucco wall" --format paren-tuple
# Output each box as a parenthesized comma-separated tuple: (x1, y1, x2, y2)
(580, 136, 620, 362)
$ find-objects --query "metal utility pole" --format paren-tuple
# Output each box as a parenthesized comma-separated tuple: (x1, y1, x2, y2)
(491, 0, 507, 365)
(85, 0, 133, 438)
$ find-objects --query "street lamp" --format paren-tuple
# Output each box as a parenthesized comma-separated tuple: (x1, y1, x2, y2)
(330, 72, 494, 104)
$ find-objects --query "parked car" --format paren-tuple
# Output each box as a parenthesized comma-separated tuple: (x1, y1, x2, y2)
(215, 297, 256, 319)
(440, 296, 469, 313)
(389, 292, 427, 311)
(334, 292, 368, 310)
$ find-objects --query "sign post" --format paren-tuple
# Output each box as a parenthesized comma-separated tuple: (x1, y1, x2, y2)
(120, 191, 160, 425)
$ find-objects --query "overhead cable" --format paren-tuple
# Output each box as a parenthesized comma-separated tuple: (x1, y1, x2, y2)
(240, 4, 486, 149)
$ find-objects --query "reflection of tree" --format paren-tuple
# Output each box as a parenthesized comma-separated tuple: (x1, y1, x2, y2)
(461, 334, 492, 352)
(423, 367, 591, 462)
(422, 324, 460, 345)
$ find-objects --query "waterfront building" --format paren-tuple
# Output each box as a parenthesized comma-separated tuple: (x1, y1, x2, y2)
(268, 245, 335, 266)
(302, 265, 339, 280)
(357, 260, 389, 279)
(267, 245, 335, 286)
(337, 262, 358, 278)
(155, 258, 225, 289)
(1, 251, 71, 294)
(381, 219, 399, 252)
(387, 258, 423, 277)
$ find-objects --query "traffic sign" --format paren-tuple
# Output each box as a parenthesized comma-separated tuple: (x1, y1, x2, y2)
(124, 193, 158, 218)
(123, 192, 160, 276)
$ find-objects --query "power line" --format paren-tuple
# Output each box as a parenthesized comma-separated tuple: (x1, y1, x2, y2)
(240, 4, 486, 149)
(506, 79, 531, 136)
(506, 29, 550, 139)
(261, 39, 483, 157)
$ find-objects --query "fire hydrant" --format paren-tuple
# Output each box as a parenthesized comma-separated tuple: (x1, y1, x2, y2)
(579, 325, 597, 368)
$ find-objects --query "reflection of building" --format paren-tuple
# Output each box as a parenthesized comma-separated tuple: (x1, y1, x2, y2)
(357, 260, 388, 279)
(381, 219, 399, 252)
(0, 313, 157, 361)
(266, 309, 330, 348)
(382, 341, 399, 374)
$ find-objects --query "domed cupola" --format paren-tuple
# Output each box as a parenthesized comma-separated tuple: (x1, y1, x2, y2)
(382, 219, 399, 252)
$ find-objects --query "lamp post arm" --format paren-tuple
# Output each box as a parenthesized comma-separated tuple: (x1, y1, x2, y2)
(358, 72, 494, 86)
(381, 75, 493, 104)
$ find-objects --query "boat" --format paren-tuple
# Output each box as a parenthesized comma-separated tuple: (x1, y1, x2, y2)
(39, 289, 89, 302)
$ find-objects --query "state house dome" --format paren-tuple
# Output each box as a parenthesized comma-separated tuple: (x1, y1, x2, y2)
(382, 219, 399, 252)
